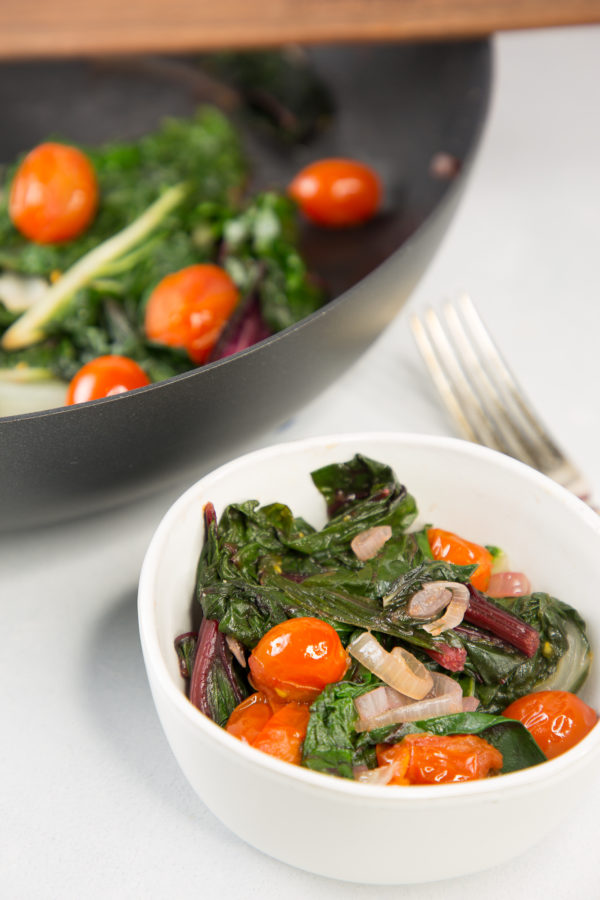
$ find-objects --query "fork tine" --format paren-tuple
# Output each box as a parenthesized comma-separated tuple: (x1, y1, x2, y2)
(411, 307, 518, 455)
(442, 298, 545, 468)
(410, 313, 480, 444)
(456, 294, 564, 465)
(411, 295, 592, 501)
(454, 294, 592, 499)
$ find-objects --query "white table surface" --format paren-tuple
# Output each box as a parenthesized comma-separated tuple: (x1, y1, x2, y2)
(2, 25, 599, 900)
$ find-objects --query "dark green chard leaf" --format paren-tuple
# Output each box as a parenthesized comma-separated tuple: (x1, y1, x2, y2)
(453, 624, 526, 689)
(286, 524, 454, 612)
(311, 455, 400, 516)
(198, 498, 321, 587)
(263, 573, 438, 651)
(200, 574, 354, 649)
(310, 454, 418, 527)
(195, 498, 326, 647)
(199, 580, 291, 649)
(220, 192, 324, 333)
(195, 501, 228, 588)
(370, 712, 547, 774)
(194, 501, 282, 648)
(413, 526, 434, 559)
(302, 681, 380, 778)
(297, 531, 424, 599)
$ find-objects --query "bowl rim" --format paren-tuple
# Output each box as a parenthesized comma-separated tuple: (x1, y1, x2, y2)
(138, 431, 600, 803)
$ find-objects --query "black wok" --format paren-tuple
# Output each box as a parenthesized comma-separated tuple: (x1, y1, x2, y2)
(0, 41, 491, 530)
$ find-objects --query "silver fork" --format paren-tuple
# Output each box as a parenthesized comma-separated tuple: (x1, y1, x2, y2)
(410, 293, 592, 502)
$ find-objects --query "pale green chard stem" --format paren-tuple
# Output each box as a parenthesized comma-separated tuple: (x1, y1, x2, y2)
(0, 365, 55, 382)
(2, 183, 188, 350)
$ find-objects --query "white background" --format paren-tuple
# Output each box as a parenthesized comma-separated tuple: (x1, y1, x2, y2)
(2, 25, 599, 899)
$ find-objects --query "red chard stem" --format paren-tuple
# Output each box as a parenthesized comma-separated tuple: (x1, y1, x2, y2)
(465, 586, 540, 658)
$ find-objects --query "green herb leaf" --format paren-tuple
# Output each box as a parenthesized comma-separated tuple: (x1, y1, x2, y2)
(303, 681, 378, 778)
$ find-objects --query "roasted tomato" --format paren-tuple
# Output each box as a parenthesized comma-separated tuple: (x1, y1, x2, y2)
(288, 158, 381, 227)
(377, 733, 503, 784)
(226, 693, 310, 766)
(251, 701, 311, 765)
(248, 617, 349, 703)
(503, 690, 597, 759)
(144, 263, 239, 365)
(9, 142, 99, 244)
(427, 528, 493, 592)
(225, 692, 274, 745)
(66, 355, 150, 404)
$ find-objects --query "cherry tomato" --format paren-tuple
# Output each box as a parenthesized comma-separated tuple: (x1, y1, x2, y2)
(427, 527, 493, 592)
(503, 690, 597, 759)
(9, 142, 99, 244)
(248, 617, 349, 703)
(144, 264, 239, 365)
(377, 733, 503, 785)
(374, 741, 411, 785)
(288, 158, 381, 227)
(251, 701, 311, 765)
(225, 692, 274, 745)
(66, 355, 151, 404)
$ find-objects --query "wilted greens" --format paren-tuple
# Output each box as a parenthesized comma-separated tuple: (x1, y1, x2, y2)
(0, 106, 324, 389)
(179, 454, 593, 781)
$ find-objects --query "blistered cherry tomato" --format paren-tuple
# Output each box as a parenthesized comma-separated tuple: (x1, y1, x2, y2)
(9, 142, 99, 244)
(427, 528, 493, 592)
(66, 355, 150, 404)
(225, 692, 274, 745)
(248, 617, 349, 703)
(226, 694, 310, 765)
(251, 701, 311, 765)
(144, 264, 239, 365)
(377, 733, 503, 785)
(374, 741, 411, 785)
(288, 158, 381, 227)
(503, 690, 597, 759)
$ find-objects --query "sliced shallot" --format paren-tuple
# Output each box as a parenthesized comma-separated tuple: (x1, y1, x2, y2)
(347, 632, 433, 700)
(462, 696, 481, 712)
(354, 672, 463, 732)
(354, 685, 408, 721)
(225, 634, 247, 667)
(407, 582, 453, 618)
(354, 763, 398, 786)
(422, 583, 469, 636)
(351, 525, 392, 561)
(486, 571, 531, 598)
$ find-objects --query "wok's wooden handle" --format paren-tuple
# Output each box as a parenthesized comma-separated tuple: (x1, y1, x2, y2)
(1, 0, 599, 60)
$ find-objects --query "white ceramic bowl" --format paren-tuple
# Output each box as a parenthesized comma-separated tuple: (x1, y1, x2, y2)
(138, 432, 600, 885)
